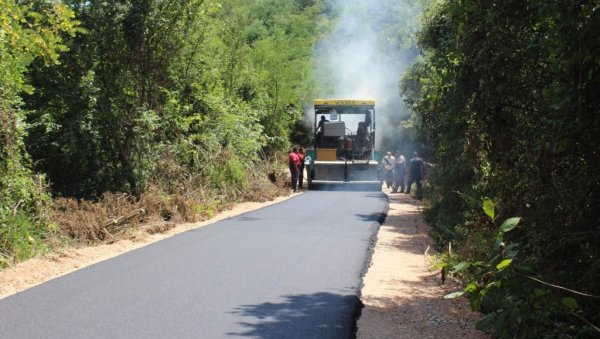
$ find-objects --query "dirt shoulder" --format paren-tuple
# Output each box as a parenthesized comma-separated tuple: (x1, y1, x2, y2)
(357, 190, 488, 338)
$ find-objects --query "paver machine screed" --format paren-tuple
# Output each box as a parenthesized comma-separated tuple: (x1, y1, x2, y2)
(305, 99, 381, 190)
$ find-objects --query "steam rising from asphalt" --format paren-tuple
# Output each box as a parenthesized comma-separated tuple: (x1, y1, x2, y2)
(310, 0, 422, 147)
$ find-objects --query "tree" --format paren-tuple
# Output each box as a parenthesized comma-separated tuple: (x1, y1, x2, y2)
(405, 0, 600, 336)
(0, 0, 80, 265)
(23, 0, 326, 197)
(25, 0, 218, 196)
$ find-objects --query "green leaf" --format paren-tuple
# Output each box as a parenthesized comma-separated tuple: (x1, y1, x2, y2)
(504, 249, 519, 259)
(493, 238, 504, 250)
(561, 297, 578, 310)
(465, 281, 478, 292)
(486, 281, 502, 289)
(496, 259, 513, 270)
(500, 217, 521, 233)
(503, 243, 520, 258)
(469, 295, 481, 311)
(476, 312, 496, 330)
(444, 291, 465, 299)
(451, 261, 470, 272)
(431, 261, 449, 270)
(482, 197, 495, 220)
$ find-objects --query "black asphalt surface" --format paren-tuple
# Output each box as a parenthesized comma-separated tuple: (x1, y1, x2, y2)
(0, 191, 387, 339)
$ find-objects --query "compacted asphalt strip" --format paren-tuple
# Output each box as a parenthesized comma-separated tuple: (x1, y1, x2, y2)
(0, 190, 388, 339)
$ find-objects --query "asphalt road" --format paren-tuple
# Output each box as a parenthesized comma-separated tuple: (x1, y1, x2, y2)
(0, 191, 387, 339)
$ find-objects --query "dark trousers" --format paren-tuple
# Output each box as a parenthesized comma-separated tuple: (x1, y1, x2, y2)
(289, 164, 298, 190)
(298, 164, 305, 188)
(406, 176, 422, 194)
(384, 170, 393, 188)
(393, 169, 405, 193)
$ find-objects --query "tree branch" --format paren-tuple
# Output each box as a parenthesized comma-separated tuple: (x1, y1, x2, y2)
(568, 311, 600, 334)
(525, 275, 600, 299)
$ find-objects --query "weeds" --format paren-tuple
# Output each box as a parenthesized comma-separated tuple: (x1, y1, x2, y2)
(48, 159, 289, 248)
(440, 199, 600, 338)
(0, 156, 289, 268)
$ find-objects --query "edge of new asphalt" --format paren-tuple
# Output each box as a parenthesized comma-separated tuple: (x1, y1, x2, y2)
(221, 189, 390, 338)
(349, 190, 390, 337)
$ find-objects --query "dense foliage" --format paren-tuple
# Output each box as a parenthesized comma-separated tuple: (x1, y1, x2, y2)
(1, 0, 325, 264)
(3, 1, 599, 336)
(404, 0, 600, 336)
(0, 0, 80, 264)
(24, 0, 323, 197)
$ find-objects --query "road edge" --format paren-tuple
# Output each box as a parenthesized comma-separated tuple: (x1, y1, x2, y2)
(352, 191, 390, 338)
(0, 192, 302, 300)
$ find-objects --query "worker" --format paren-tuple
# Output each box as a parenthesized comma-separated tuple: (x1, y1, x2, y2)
(317, 115, 329, 132)
(364, 110, 372, 127)
(392, 151, 406, 193)
(406, 151, 425, 196)
(298, 147, 306, 189)
(315, 115, 329, 147)
(289, 147, 300, 192)
(357, 122, 368, 148)
(383, 151, 395, 189)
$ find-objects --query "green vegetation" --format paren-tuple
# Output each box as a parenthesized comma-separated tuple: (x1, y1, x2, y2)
(404, 0, 600, 337)
(2, 1, 599, 336)
(1, 0, 325, 266)
(24, 0, 323, 196)
(0, 0, 81, 266)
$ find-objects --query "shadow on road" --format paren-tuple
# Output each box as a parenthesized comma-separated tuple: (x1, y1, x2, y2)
(355, 212, 387, 224)
(228, 292, 362, 338)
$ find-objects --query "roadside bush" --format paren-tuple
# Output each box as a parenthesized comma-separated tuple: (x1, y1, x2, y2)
(0, 209, 49, 267)
(0, 156, 55, 268)
(407, 0, 600, 336)
(0, 0, 79, 267)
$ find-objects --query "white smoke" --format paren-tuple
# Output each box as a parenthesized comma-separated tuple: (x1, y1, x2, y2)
(309, 0, 422, 148)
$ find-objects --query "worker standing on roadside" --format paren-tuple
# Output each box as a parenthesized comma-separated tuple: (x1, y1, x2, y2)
(298, 147, 306, 189)
(392, 151, 406, 193)
(383, 151, 395, 189)
(406, 151, 424, 196)
(289, 147, 300, 192)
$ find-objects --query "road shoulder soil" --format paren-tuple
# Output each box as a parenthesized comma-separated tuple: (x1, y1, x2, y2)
(357, 191, 488, 338)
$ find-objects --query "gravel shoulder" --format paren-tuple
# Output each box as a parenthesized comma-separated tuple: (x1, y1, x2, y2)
(357, 189, 488, 338)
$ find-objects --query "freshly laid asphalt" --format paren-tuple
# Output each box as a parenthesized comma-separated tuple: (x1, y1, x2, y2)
(0, 191, 387, 339)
